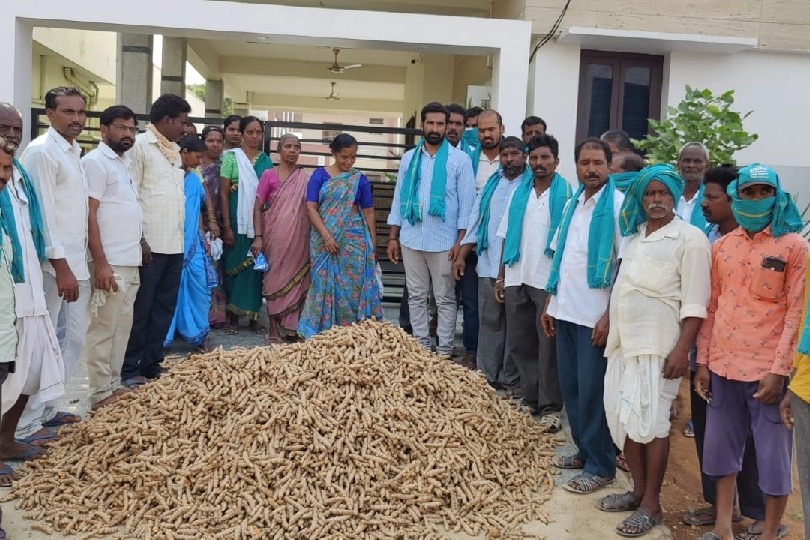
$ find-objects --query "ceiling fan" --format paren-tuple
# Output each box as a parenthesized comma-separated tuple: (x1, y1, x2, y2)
(325, 81, 340, 100)
(327, 48, 362, 74)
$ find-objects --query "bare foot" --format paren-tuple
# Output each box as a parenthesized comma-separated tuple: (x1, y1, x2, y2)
(0, 439, 46, 461)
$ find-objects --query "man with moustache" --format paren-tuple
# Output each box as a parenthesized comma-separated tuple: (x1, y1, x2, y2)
(19, 86, 89, 433)
(121, 94, 190, 387)
(599, 165, 710, 537)
(444, 103, 466, 148)
(223, 115, 242, 150)
(0, 127, 64, 469)
(387, 102, 476, 359)
(676, 142, 710, 231)
(496, 133, 572, 427)
(454, 137, 527, 389)
(472, 110, 505, 191)
(82, 105, 143, 409)
(541, 138, 625, 494)
(520, 116, 547, 144)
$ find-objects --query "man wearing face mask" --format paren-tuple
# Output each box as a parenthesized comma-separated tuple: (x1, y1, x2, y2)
(496, 133, 572, 427)
(454, 137, 526, 389)
(599, 165, 710, 537)
(695, 164, 807, 540)
(387, 102, 476, 360)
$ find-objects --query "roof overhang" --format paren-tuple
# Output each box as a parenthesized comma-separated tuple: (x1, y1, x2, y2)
(558, 27, 758, 55)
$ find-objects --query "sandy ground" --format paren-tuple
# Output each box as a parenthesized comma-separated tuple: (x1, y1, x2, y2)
(6, 301, 801, 539)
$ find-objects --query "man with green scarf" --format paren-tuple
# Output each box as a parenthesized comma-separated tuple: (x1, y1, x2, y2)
(387, 103, 476, 359)
(599, 164, 711, 537)
(0, 104, 67, 454)
(676, 142, 709, 232)
(540, 138, 626, 495)
(454, 136, 524, 393)
(695, 163, 806, 540)
(495, 133, 572, 429)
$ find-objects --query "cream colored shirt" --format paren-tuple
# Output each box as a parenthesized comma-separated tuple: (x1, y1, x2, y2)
(129, 129, 185, 254)
(475, 154, 500, 191)
(547, 185, 627, 328)
(606, 219, 711, 358)
(20, 127, 89, 280)
(83, 142, 143, 266)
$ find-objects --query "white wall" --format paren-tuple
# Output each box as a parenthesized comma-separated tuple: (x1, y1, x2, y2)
(33, 28, 117, 84)
(666, 50, 810, 206)
(527, 42, 582, 185)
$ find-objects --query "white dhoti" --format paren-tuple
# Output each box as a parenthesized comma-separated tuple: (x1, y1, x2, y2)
(604, 349, 681, 449)
(6, 172, 68, 434)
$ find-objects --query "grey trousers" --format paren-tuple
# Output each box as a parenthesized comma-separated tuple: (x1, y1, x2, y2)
(401, 246, 456, 356)
(793, 393, 810, 540)
(476, 277, 518, 386)
(505, 284, 563, 414)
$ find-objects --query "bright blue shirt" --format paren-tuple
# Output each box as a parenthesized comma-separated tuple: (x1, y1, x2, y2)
(306, 167, 373, 208)
(387, 144, 476, 252)
(461, 171, 521, 278)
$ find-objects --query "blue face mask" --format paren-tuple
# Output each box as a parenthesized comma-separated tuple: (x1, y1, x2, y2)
(731, 196, 776, 233)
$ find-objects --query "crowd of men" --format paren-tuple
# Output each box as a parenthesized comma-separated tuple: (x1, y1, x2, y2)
(0, 88, 808, 540)
(386, 101, 809, 539)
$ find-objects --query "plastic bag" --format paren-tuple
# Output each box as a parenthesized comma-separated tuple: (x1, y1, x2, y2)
(253, 252, 269, 272)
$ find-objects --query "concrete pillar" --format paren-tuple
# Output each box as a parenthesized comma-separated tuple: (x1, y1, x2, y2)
(117, 34, 153, 115)
(527, 42, 581, 182)
(403, 62, 424, 125)
(421, 54, 455, 106)
(0, 17, 33, 145)
(490, 43, 530, 138)
(205, 79, 223, 117)
(160, 37, 187, 97)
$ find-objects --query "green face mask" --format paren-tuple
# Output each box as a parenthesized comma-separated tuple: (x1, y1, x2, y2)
(731, 196, 775, 233)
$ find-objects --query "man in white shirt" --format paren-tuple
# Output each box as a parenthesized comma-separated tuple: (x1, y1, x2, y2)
(541, 138, 626, 495)
(599, 165, 710, 536)
(83, 105, 143, 409)
(122, 94, 189, 387)
(19, 87, 89, 431)
(454, 136, 525, 391)
(676, 142, 709, 224)
(0, 106, 65, 458)
(496, 133, 572, 430)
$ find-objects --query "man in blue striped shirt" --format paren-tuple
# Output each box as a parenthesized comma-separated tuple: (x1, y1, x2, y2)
(387, 103, 477, 358)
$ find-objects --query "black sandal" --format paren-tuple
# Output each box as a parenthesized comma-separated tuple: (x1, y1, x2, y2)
(616, 508, 662, 537)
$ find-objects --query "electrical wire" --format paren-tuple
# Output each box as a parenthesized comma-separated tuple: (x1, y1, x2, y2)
(529, 0, 573, 63)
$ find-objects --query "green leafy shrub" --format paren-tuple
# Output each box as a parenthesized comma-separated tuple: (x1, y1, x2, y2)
(634, 85, 758, 166)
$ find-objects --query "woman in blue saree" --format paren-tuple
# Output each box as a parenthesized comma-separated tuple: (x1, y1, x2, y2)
(165, 135, 212, 349)
(297, 133, 382, 338)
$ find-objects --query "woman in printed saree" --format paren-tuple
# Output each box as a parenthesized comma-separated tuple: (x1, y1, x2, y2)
(251, 134, 311, 344)
(166, 135, 212, 349)
(220, 115, 272, 334)
(297, 133, 383, 338)
(200, 125, 227, 328)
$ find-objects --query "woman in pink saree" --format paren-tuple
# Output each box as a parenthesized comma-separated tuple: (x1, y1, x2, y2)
(251, 134, 311, 343)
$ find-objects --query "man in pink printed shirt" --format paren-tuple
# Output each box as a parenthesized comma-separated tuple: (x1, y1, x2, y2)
(694, 163, 808, 540)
